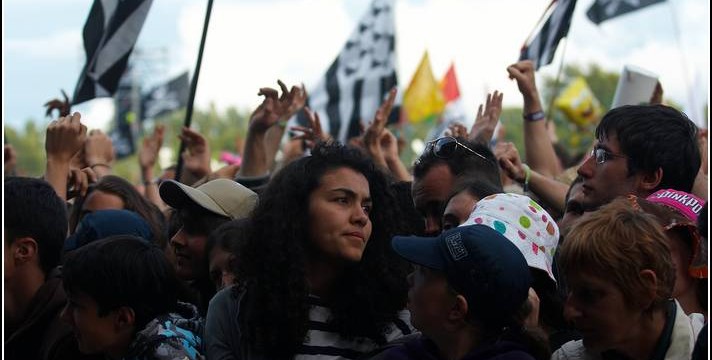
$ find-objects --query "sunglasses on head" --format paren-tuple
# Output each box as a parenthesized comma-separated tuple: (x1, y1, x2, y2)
(425, 136, 492, 163)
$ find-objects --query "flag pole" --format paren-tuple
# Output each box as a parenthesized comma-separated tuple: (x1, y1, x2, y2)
(545, 36, 569, 121)
(175, 0, 214, 181)
(666, 1, 695, 121)
(520, 0, 556, 53)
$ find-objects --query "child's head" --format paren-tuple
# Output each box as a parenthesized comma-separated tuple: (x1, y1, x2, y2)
(61, 235, 182, 357)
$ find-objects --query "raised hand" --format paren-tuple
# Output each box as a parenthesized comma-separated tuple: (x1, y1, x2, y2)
(249, 80, 304, 133)
(362, 87, 397, 167)
(281, 82, 307, 121)
(139, 124, 165, 171)
(290, 106, 331, 149)
(446, 123, 469, 139)
(66, 167, 98, 199)
(506, 60, 539, 104)
(46, 112, 87, 164)
(470, 90, 503, 144)
(494, 141, 526, 183)
(179, 127, 211, 178)
(84, 129, 115, 168)
(378, 128, 399, 162)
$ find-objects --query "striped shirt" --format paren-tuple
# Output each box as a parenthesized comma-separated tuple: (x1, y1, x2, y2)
(205, 287, 414, 360)
(295, 296, 414, 360)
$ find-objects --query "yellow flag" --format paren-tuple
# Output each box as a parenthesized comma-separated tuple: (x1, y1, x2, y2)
(403, 51, 445, 123)
(554, 77, 604, 127)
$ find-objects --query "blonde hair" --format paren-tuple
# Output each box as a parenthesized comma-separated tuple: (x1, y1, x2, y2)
(560, 197, 675, 310)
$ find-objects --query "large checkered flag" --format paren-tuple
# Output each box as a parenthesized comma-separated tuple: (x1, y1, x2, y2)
(295, 0, 397, 142)
(72, 0, 153, 105)
(520, 0, 578, 70)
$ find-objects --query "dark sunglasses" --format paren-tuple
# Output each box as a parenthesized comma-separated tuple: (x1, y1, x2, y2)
(425, 136, 492, 163)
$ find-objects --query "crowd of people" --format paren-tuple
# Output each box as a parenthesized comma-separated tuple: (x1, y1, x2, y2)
(4, 59, 709, 360)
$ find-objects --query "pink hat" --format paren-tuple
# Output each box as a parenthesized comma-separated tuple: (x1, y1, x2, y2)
(460, 193, 560, 283)
(646, 189, 704, 222)
(642, 190, 707, 279)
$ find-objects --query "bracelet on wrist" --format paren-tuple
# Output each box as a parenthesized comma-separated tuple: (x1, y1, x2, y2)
(523, 111, 545, 122)
(521, 164, 531, 192)
(89, 163, 112, 170)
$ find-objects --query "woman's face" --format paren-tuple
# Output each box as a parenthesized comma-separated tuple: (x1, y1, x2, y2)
(563, 271, 645, 351)
(307, 167, 373, 264)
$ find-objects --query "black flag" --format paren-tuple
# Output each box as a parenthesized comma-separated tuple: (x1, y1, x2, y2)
(520, 0, 578, 70)
(142, 72, 190, 120)
(587, 0, 666, 25)
(72, 0, 153, 105)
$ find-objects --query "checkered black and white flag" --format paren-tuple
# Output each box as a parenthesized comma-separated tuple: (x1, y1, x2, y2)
(295, 0, 398, 142)
(520, 0, 578, 70)
(72, 0, 153, 105)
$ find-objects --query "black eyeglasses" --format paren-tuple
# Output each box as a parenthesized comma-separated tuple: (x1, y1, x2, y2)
(590, 148, 627, 165)
(425, 136, 491, 163)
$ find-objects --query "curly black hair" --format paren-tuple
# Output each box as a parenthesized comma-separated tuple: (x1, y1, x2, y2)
(235, 142, 410, 357)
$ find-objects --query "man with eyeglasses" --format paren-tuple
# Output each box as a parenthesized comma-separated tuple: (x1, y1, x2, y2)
(412, 136, 502, 236)
(576, 104, 700, 212)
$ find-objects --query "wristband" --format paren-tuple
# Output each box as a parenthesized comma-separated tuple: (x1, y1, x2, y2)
(521, 164, 531, 192)
(523, 111, 545, 122)
(89, 163, 112, 170)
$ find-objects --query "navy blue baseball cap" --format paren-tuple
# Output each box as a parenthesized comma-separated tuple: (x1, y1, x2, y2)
(392, 224, 532, 327)
(65, 209, 153, 251)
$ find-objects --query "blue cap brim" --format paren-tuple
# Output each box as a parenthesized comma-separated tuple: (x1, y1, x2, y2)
(391, 235, 446, 270)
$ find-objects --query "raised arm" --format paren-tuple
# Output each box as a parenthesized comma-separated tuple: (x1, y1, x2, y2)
(44, 112, 87, 201)
(239, 81, 295, 177)
(506, 60, 562, 177)
(495, 141, 569, 213)
(139, 124, 168, 210)
(84, 129, 115, 178)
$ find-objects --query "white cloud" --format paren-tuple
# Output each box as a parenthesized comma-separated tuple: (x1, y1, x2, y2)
(174, 0, 554, 121)
(73, 98, 115, 132)
(5, 30, 82, 59)
(176, 0, 353, 112)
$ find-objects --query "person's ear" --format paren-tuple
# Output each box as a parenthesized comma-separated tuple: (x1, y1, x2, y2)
(13, 237, 38, 265)
(448, 294, 469, 323)
(639, 167, 663, 193)
(638, 269, 659, 309)
(113, 306, 136, 331)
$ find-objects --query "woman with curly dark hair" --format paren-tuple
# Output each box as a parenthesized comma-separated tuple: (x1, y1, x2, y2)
(205, 142, 413, 359)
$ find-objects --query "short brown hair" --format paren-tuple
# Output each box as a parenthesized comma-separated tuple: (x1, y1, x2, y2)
(559, 196, 675, 310)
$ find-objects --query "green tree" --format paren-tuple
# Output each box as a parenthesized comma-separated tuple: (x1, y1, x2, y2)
(5, 119, 47, 176)
(5, 105, 252, 183)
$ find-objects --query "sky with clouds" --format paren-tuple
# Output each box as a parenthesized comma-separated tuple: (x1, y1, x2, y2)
(3, 0, 710, 132)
